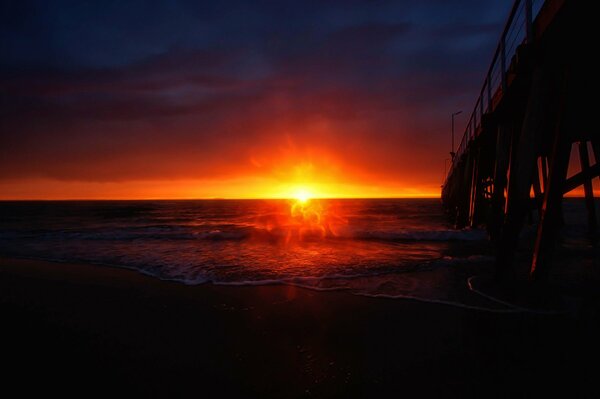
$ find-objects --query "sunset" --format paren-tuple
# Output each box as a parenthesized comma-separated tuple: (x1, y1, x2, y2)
(1, 1, 598, 397)
(0, 1, 514, 201)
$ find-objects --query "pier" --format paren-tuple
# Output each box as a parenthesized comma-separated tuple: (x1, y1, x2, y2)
(441, 0, 597, 281)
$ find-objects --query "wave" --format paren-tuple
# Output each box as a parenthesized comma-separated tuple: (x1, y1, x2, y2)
(346, 228, 487, 242)
(0, 225, 487, 244)
(4, 253, 535, 313)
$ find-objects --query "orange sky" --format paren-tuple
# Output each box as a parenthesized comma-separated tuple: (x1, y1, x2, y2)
(0, 178, 440, 200)
(1, 1, 597, 200)
(1, 119, 597, 199)
(1, 127, 597, 200)
(1, 155, 596, 200)
(0, 153, 442, 200)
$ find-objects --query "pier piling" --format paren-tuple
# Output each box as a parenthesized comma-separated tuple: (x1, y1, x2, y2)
(441, 0, 597, 282)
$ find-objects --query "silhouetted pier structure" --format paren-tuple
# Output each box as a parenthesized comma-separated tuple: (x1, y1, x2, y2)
(442, 0, 597, 282)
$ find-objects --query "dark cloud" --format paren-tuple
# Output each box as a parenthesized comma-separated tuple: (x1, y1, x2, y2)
(1, 0, 511, 193)
(432, 22, 502, 38)
(327, 22, 411, 43)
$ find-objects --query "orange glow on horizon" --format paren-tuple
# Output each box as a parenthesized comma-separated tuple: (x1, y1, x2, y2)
(0, 149, 448, 200)
(2, 164, 598, 201)
(4, 141, 594, 201)
(292, 187, 313, 203)
(0, 176, 444, 200)
(2, 174, 597, 200)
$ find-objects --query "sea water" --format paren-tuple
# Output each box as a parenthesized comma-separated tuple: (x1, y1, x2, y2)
(0, 198, 595, 310)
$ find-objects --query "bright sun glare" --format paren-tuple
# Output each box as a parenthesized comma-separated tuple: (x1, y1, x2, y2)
(293, 188, 313, 203)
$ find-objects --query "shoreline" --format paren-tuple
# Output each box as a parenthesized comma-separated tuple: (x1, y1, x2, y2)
(0, 254, 520, 313)
(1, 256, 597, 397)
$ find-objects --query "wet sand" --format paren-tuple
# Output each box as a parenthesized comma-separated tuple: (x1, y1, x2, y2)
(1, 257, 597, 397)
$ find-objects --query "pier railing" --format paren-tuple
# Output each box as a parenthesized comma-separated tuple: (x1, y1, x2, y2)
(446, 0, 546, 183)
(441, 0, 597, 280)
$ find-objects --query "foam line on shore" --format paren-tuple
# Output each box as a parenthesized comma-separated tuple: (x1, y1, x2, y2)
(467, 276, 567, 315)
(354, 292, 522, 313)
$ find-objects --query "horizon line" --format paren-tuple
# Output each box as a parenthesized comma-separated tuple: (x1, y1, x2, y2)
(0, 195, 443, 201)
(1, 195, 596, 201)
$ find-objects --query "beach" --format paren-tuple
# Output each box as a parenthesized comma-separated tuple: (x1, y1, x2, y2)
(2, 0, 597, 397)
(1, 256, 597, 397)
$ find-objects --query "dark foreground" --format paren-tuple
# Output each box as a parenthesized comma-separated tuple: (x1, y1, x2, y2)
(1, 258, 598, 398)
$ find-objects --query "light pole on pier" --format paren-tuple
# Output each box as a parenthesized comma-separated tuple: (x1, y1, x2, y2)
(451, 110, 462, 160)
(442, 158, 450, 186)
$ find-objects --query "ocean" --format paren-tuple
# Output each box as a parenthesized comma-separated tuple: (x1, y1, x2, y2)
(0, 198, 595, 310)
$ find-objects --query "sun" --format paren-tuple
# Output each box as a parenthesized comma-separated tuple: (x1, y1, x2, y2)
(293, 188, 313, 203)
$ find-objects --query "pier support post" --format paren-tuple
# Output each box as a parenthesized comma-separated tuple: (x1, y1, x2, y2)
(469, 148, 482, 227)
(540, 156, 548, 191)
(495, 66, 551, 282)
(457, 153, 474, 228)
(532, 159, 543, 212)
(578, 141, 597, 232)
(593, 140, 600, 183)
(530, 116, 571, 280)
(489, 124, 512, 240)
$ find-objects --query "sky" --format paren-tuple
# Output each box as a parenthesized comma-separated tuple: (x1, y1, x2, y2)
(1, 0, 518, 199)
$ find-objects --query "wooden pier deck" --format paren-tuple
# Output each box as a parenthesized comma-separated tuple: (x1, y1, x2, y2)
(441, 0, 597, 282)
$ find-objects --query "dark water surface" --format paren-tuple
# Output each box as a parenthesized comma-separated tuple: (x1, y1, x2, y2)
(1, 198, 594, 309)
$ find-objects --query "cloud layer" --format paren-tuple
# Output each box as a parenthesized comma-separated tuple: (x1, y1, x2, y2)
(1, 0, 509, 198)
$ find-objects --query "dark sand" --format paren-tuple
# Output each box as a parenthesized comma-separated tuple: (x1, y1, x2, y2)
(1, 257, 598, 398)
